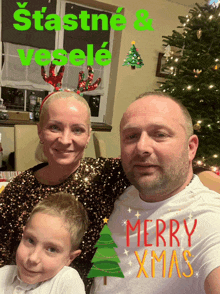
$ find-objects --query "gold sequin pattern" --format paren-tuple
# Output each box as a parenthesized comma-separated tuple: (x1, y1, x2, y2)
(0, 157, 130, 293)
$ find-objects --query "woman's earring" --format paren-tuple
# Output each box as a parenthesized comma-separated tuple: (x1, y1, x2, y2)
(40, 140, 44, 144)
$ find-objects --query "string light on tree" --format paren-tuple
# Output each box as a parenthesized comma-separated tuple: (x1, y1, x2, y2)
(197, 28, 202, 39)
(193, 69, 202, 77)
(194, 123, 201, 131)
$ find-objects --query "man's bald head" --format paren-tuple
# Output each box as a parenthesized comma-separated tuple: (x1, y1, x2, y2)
(120, 92, 194, 139)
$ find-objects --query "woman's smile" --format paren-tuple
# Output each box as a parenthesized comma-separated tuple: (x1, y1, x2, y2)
(38, 98, 91, 170)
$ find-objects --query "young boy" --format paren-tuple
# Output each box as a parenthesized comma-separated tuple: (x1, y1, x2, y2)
(0, 192, 88, 293)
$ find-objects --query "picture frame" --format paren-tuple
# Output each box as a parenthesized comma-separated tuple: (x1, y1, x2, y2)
(156, 52, 169, 78)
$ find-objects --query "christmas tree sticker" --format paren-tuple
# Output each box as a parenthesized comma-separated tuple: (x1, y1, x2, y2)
(87, 218, 124, 285)
(123, 41, 144, 69)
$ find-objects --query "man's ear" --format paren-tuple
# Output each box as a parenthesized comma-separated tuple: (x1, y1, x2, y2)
(188, 134, 199, 161)
(66, 249, 81, 266)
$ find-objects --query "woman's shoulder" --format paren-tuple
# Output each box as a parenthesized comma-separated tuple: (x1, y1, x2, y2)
(31, 162, 48, 173)
(2, 163, 47, 192)
(82, 157, 122, 168)
(81, 157, 124, 176)
(81, 157, 130, 187)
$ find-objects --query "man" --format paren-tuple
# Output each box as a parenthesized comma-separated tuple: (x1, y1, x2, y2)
(91, 92, 220, 294)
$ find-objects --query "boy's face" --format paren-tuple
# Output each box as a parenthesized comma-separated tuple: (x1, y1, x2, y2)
(16, 212, 80, 284)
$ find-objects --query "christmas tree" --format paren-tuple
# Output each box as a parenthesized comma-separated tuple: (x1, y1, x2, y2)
(87, 224, 124, 285)
(157, 0, 220, 171)
(123, 41, 144, 69)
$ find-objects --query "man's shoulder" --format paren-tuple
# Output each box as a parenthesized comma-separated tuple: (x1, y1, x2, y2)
(116, 185, 140, 207)
(118, 185, 138, 198)
(189, 174, 220, 201)
(176, 175, 220, 225)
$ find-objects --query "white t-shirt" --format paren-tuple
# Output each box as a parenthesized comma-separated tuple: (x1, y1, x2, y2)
(91, 175, 220, 294)
(0, 265, 85, 294)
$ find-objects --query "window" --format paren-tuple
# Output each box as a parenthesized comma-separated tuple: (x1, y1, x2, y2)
(0, 0, 122, 128)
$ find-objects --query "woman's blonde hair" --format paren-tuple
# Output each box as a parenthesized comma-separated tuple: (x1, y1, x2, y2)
(35, 91, 91, 162)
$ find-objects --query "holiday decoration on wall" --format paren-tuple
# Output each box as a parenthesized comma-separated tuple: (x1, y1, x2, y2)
(123, 41, 144, 69)
(87, 220, 124, 285)
(157, 0, 220, 171)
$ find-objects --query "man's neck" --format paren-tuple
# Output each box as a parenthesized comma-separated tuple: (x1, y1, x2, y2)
(139, 171, 194, 203)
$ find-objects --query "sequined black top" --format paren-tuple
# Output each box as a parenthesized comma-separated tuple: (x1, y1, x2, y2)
(0, 157, 130, 293)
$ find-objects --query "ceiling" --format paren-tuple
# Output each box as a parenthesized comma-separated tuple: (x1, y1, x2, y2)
(165, 0, 207, 7)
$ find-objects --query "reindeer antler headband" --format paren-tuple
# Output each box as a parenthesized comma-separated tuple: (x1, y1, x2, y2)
(41, 63, 65, 91)
(40, 62, 102, 113)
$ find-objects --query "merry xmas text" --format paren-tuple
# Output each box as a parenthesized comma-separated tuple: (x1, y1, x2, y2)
(126, 219, 197, 247)
(126, 219, 197, 278)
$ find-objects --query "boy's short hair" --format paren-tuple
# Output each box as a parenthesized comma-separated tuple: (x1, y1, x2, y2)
(26, 192, 89, 251)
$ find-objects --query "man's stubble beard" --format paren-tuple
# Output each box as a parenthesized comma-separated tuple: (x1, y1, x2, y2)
(124, 149, 190, 201)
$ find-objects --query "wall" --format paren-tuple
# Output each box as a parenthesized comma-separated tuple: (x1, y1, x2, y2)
(95, 0, 190, 157)
(0, 126, 14, 164)
(1, 0, 191, 168)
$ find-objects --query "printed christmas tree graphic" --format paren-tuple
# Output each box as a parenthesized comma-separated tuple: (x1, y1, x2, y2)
(87, 220, 124, 285)
(123, 41, 144, 69)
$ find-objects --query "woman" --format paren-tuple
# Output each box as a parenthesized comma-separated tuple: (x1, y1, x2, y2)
(0, 91, 219, 292)
(0, 91, 130, 292)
